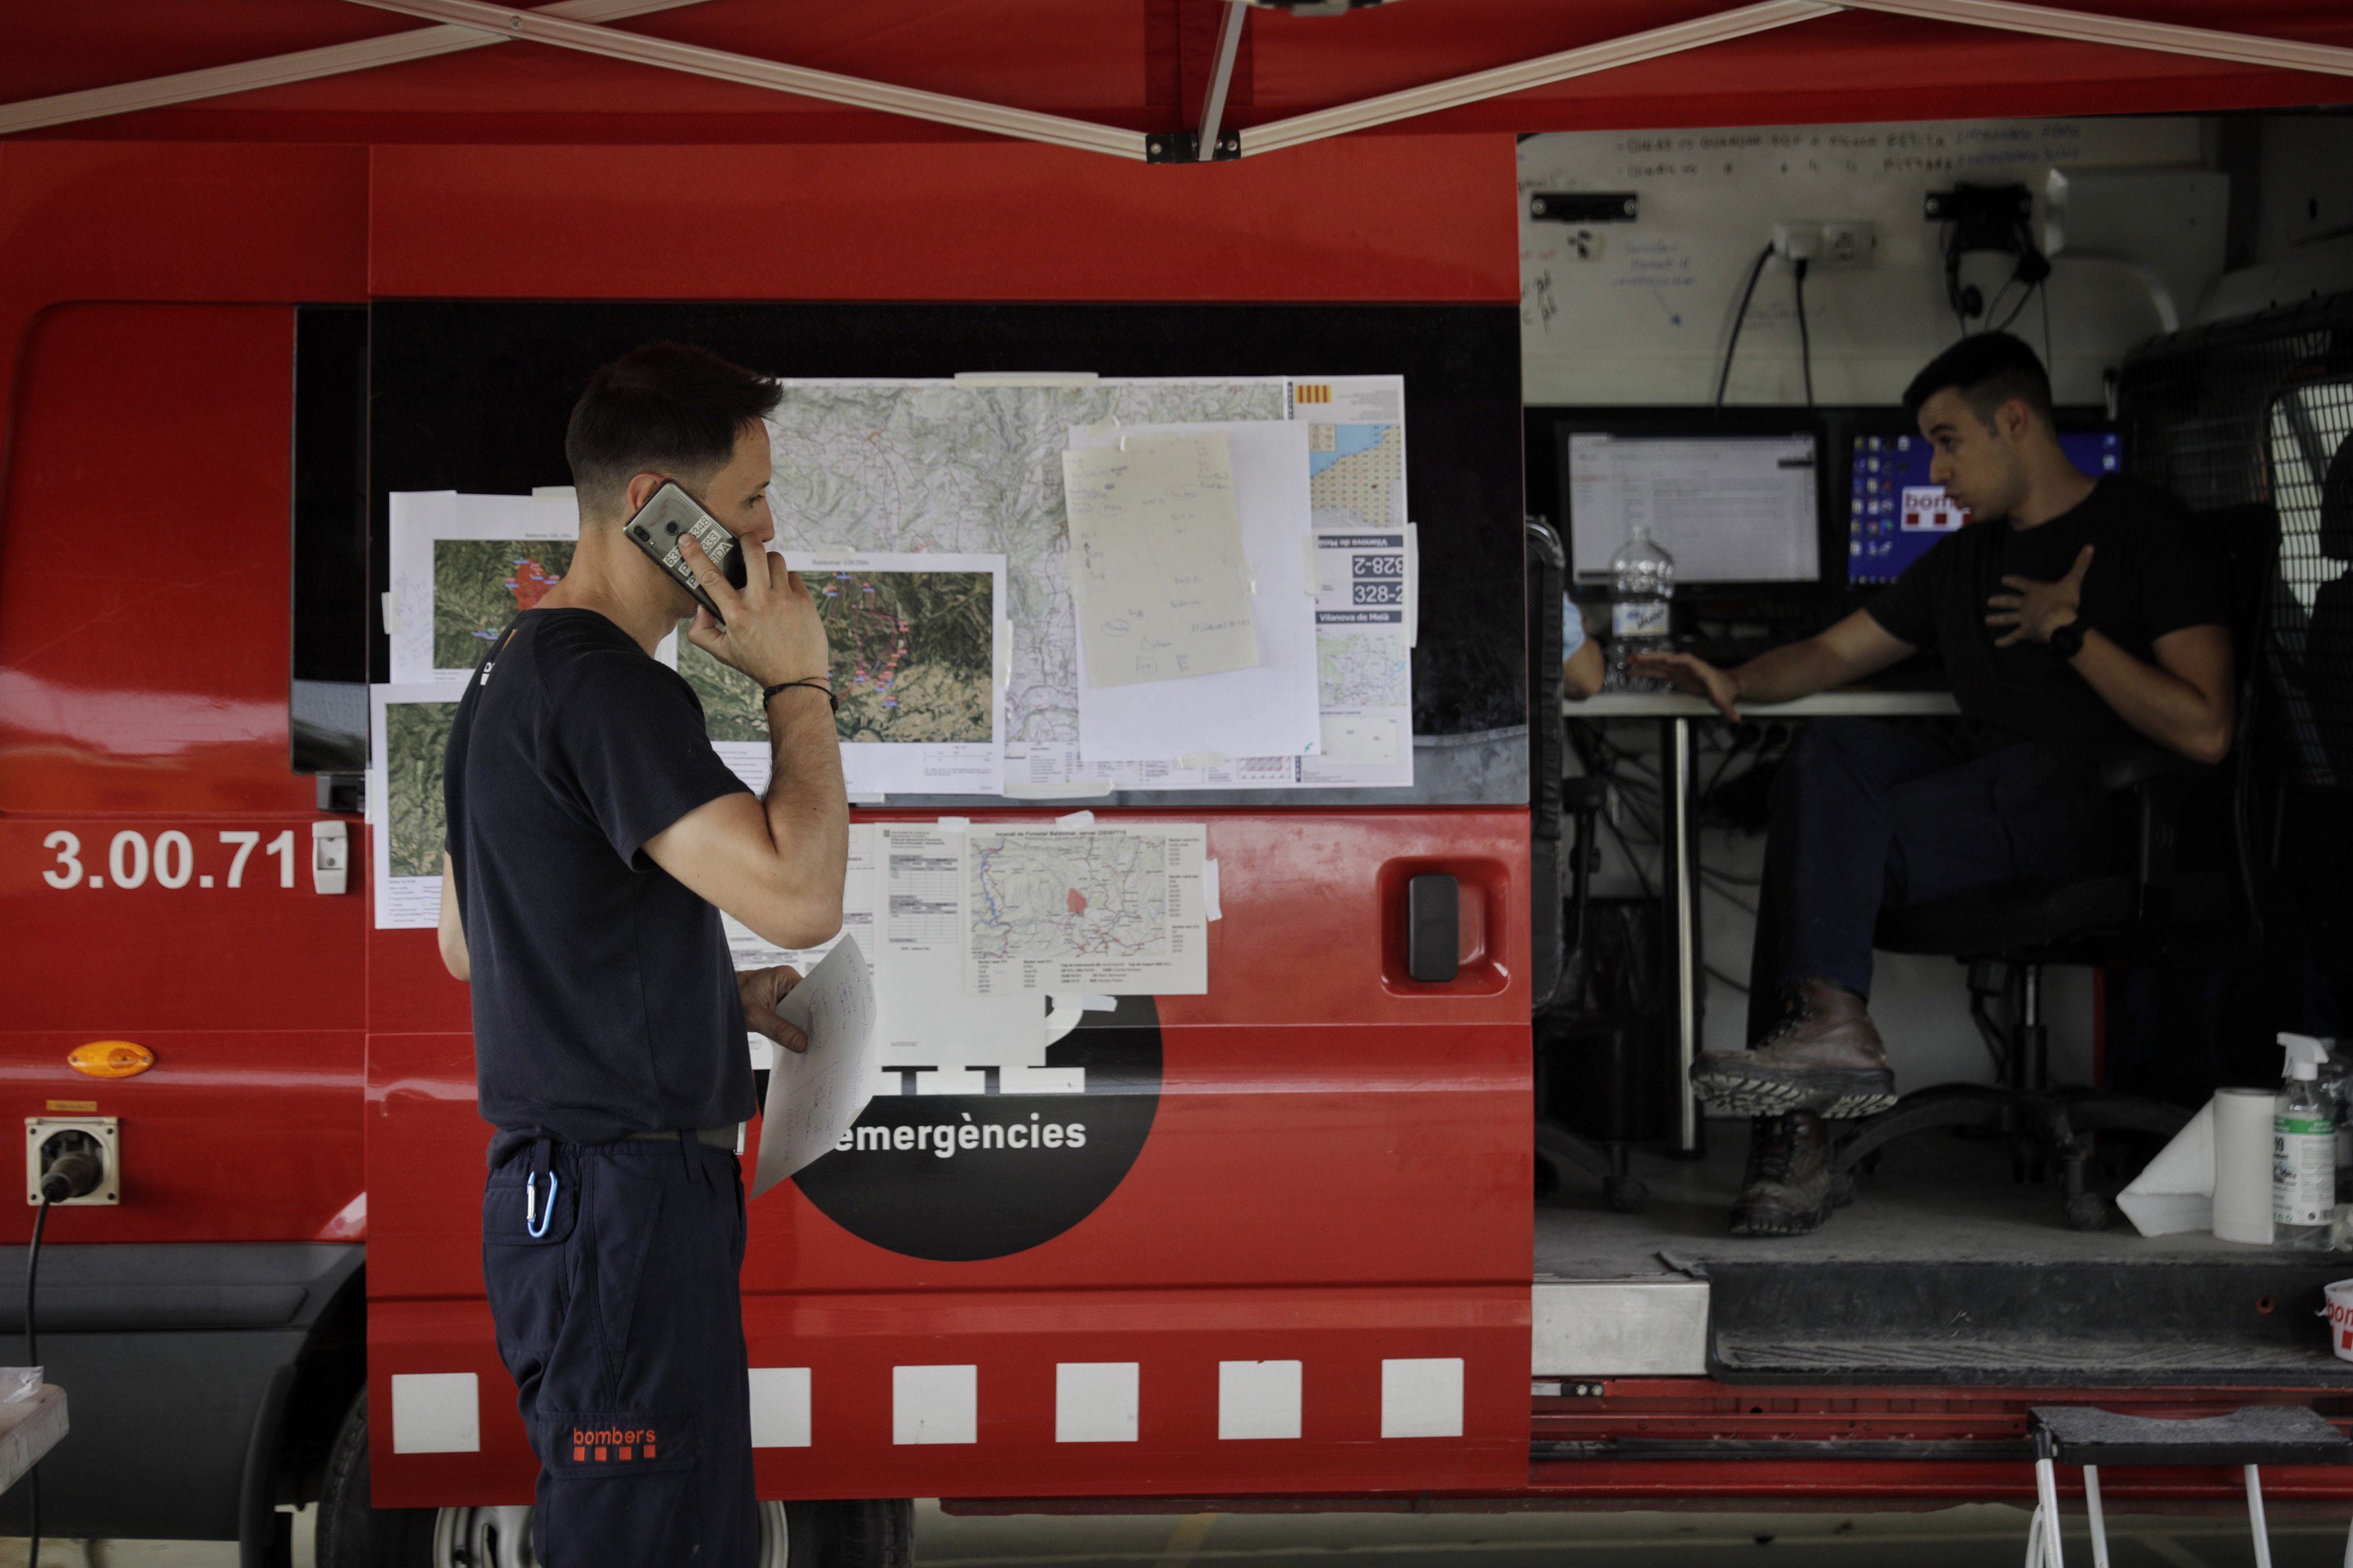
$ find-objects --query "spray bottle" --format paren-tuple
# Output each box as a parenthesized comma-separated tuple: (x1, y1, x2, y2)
(2275, 1033, 2336, 1250)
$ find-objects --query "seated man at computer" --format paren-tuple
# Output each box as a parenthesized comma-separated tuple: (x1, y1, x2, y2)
(1633, 333, 2235, 1237)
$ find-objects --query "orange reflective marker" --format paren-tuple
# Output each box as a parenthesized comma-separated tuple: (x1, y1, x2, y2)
(68, 1041, 153, 1079)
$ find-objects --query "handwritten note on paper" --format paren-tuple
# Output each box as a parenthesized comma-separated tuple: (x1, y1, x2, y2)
(749, 936, 878, 1197)
(1062, 432, 1260, 689)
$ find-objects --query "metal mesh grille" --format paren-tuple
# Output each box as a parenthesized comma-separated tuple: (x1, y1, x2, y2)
(2119, 293, 2353, 787)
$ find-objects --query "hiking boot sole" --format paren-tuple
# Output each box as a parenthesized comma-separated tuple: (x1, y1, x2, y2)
(1730, 1196, 1834, 1236)
(1730, 1172, 1859, 1238)
(1692, 1062, 1896, 1120)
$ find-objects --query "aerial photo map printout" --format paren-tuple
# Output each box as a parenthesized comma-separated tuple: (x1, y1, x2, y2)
(433, 536, 574, 671)
(963, 822, 1209, 995)
(676, 551, 1008, 796)
(368, 683, 458, 929)
(385, 490, 583, 685)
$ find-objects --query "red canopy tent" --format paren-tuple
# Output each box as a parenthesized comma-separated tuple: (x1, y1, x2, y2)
(2, 1, 2350, 149)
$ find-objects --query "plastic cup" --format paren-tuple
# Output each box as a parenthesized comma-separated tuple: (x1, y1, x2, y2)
(2323, 1279, 2353, 1362)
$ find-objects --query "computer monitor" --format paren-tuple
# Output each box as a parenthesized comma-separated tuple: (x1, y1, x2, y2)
(1564, 428, 1823, 589)
(1846, 426, 2124, 586)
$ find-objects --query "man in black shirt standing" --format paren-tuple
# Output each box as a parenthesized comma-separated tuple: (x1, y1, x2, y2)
(1634, 333, 2233, 1236)
(435, 343, 848, 1565)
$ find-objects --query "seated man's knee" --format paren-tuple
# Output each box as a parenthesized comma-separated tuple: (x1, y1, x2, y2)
(1775, 719, 1868, 796)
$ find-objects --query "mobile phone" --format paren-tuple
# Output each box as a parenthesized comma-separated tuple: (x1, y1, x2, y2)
(623, 480, 749, 623)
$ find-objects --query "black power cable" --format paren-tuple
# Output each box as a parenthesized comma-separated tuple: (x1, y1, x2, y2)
(25, 1193, 48, 1568)
(1714, 244, 1776, 408)
(1792, 257, 1814, 407)
(22, 1145, 99, 1568)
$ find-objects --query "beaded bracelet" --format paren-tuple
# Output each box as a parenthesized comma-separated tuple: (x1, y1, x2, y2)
(761, 677, 839, 714)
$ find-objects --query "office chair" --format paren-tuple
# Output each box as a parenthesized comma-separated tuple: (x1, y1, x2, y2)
(1829, 743, 2219, 1229)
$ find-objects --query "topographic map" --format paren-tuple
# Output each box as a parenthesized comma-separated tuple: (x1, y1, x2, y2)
(384, 700, 457, 878)
(678, 565, 997, 746)
(765, 380, 1284, 744)
(969, 830, 1170, 963)
(1318, 631, 1412, 709)
(433, 539, 574, 671)
(1308, 424, 1406, 530)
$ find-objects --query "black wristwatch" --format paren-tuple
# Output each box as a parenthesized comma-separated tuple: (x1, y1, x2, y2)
(2046, 619, 2088, 661)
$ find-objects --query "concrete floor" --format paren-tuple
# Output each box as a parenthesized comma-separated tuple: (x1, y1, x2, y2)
(8, 1501, 2353, 1566)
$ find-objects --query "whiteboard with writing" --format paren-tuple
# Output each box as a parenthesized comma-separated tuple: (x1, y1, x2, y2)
(1519, 117, 2203, 407)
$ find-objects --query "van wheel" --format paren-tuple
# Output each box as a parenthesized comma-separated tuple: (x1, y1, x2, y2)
(786, 1499, 916, 1567)
(316, 1389, 911, 1566)
(313, 1391, 440, 1567)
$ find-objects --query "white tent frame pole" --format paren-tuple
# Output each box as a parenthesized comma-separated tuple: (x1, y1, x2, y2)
(340, 0, 1148, 158)
(1837, 0, 2353, 78)
(0, 0, 712, 138)
(1195, 0, 1251, 161)
(1237, 0, 1841, 156)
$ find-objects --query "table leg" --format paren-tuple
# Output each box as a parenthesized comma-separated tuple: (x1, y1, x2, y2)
(1661, 716, 1702, 1156)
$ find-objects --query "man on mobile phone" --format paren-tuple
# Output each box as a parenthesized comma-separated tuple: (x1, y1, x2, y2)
(435, 342, 848, 1566)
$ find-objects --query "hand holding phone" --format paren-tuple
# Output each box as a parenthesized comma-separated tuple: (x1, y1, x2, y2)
(676, 530, 832, 693)
(624, 481, 749, 623)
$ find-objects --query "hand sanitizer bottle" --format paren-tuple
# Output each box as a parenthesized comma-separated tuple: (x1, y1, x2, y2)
(1606, 521, 1675, 689)
(2275, 1033, 2336, 1250)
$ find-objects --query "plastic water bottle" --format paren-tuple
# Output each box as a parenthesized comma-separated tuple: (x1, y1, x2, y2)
(1607, 521, 1675, 689)
(2274, 1033, 2336, 1250)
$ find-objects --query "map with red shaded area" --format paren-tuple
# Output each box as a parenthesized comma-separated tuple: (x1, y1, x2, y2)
(433, 536, 577, 670)
(969, 830, 1169, 964)
(506, 558, 563, 611)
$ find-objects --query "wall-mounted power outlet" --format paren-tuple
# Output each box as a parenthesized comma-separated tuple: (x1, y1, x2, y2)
(1821, 221, 1877, 267)
(26, 1117, 118, 1206)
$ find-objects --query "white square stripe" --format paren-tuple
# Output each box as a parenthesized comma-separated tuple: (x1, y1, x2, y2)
(389, 1372, 479, 1454)
(1055, 1362, 1139, 1443)
(748, 1367, 811, 1448)
(1217, 1360, 1302, 1440)
(1381, 1358, 1464, 1439)
(893, 1365, 977, 1445)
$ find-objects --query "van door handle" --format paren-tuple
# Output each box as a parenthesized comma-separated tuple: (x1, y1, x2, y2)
(1406, 874, 1460, 983)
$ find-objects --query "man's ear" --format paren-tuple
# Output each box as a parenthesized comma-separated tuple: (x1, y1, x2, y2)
(623, 471, 667, 517)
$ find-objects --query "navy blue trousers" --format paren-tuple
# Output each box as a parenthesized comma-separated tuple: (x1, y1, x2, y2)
(1743, 719, 2101, 1043)
(483, 1134, 758, 1568)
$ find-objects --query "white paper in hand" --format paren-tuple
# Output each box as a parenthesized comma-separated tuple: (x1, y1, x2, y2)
(749, 936, 877, 1198)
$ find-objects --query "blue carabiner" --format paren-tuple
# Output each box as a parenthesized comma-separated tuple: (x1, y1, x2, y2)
(525, 1171, 558, 1239)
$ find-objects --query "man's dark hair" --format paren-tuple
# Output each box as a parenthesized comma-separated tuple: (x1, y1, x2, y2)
(1901, 331, 2055, 433)
(564, 342, 778, 514)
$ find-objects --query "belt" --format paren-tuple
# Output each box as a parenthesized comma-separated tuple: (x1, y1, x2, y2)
(623, 1126, 738, 1149)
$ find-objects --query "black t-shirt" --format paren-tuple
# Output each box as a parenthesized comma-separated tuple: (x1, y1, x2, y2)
(1864, 476, 2229, 753)
(443, 608, 755, 1153)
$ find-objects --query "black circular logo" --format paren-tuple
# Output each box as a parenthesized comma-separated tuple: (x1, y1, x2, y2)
(791, 995, 1160, 1260)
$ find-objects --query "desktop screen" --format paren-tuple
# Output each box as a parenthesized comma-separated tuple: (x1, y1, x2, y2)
(1566, 431, 1821, 586)
(1847, 428, 2123, 586)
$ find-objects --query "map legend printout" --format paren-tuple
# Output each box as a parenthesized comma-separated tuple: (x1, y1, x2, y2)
(965, 824, 1211, 996)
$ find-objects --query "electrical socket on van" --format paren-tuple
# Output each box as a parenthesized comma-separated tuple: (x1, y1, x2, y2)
(26, 1117, 118, 1206)
(1772, 221, 1876, 267)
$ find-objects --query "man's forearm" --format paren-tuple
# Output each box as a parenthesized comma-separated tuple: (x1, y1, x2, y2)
(1730, 639, 1841, 706)
(2069, 632, 2231, 764)
(762, 688, 851, 937)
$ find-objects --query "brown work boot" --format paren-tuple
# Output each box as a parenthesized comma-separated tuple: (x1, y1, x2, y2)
(1689, 978, 1897, 1119)
(1730, 1113, 1850, 1237)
